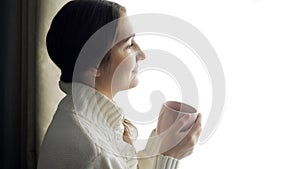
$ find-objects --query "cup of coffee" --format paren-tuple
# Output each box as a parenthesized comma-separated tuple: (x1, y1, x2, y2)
(156, 101, 197, 134)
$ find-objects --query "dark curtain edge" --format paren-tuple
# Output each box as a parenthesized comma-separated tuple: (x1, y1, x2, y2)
(22, 0, 38, 168)
(1, 0, 38, 169)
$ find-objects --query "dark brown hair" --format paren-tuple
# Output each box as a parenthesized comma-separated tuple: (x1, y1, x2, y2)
(46, 0, 125, 82)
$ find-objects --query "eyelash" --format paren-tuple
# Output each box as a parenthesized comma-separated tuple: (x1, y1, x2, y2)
(127, 42, 134, 49)
(127, 38, 135, 49)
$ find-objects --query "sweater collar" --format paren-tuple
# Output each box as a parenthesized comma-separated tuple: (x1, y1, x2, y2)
(59, 81, 125, 136)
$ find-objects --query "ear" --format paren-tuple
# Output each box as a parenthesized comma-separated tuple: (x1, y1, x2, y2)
(95, 68, 101, 78)
(87, 67, 101, 78)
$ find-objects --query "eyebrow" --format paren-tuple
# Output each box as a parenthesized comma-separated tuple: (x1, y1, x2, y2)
(122, 33, 135, 43)
(114, 34, 135, 47)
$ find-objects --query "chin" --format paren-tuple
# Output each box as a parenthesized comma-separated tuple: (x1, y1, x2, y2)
(128, 77, 139, 89)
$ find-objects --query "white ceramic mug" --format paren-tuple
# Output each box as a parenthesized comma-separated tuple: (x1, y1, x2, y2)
(157, 101, 197, 134)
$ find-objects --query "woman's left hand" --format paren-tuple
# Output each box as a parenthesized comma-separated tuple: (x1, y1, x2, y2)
(161, 113, 202, 159)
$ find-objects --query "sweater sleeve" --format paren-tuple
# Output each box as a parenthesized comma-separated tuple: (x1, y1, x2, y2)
(137, 129, 180, 169)
(138, 154, 179, 169)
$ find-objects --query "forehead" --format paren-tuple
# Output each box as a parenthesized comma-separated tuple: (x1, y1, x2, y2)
(114, 16, 135, 44)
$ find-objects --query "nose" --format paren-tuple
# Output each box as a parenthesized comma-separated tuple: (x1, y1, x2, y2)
(135, 42, 146, 61)
(137, 50, 146, 61)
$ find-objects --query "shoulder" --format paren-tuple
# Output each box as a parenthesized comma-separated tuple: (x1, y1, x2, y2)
(38, 110, 99, 169)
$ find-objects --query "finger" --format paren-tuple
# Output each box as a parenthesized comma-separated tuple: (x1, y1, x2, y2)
(193, 113, 202, 128)
(188, 113, 202, 134)
(182, 150, 193, 158)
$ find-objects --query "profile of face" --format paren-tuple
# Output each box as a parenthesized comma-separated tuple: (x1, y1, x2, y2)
(94, 15, 146, 98)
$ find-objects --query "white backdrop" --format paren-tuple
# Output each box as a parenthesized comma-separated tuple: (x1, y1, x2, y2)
(114, 0, 300, 168)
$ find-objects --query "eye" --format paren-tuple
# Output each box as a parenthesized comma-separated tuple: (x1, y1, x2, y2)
(126, 38, 135, 49)
(127, 42, 134, 49)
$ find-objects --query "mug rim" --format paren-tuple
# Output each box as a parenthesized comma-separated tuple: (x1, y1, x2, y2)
(163, 101, 197, 114)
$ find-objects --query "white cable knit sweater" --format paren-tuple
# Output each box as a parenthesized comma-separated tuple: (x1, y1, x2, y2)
(37, 82, 179, 169)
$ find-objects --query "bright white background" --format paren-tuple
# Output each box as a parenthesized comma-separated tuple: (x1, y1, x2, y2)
(114, 0, 300, 168)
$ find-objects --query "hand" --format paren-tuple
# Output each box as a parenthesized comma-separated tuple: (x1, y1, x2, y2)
(161, 113, 202, 159)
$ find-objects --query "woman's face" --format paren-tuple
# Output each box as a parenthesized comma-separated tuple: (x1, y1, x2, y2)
(95, 34, 145, 98)
(111, 34, 145, 89)
(94, 13, 145, 99)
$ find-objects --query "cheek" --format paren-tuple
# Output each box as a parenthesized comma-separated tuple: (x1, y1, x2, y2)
(109, 48, 137, 90)
(111, 55, 136, 83)
(111, 49, 135, 71)
(118, 55, 136, 74)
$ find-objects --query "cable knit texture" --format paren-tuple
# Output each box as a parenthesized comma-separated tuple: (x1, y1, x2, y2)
(37, 81, 179, 169)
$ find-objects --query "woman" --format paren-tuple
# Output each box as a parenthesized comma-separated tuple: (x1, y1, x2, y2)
(37, 0, 202, 169)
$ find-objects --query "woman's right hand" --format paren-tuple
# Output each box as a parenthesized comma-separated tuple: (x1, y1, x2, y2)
(160, 113, 202, 160)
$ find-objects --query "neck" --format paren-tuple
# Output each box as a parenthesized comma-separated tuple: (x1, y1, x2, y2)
(75, 74, 117, 100)
(95, 86, 115, 100)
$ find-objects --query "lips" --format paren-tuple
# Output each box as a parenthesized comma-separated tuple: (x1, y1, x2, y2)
(132, 66, 138, 73)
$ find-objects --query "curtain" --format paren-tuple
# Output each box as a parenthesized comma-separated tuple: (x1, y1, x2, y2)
(1, 0, 38, 169)
(0, 0, 69, 169)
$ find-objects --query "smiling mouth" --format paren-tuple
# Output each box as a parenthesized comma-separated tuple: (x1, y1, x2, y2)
(132, 67, 138, 73)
